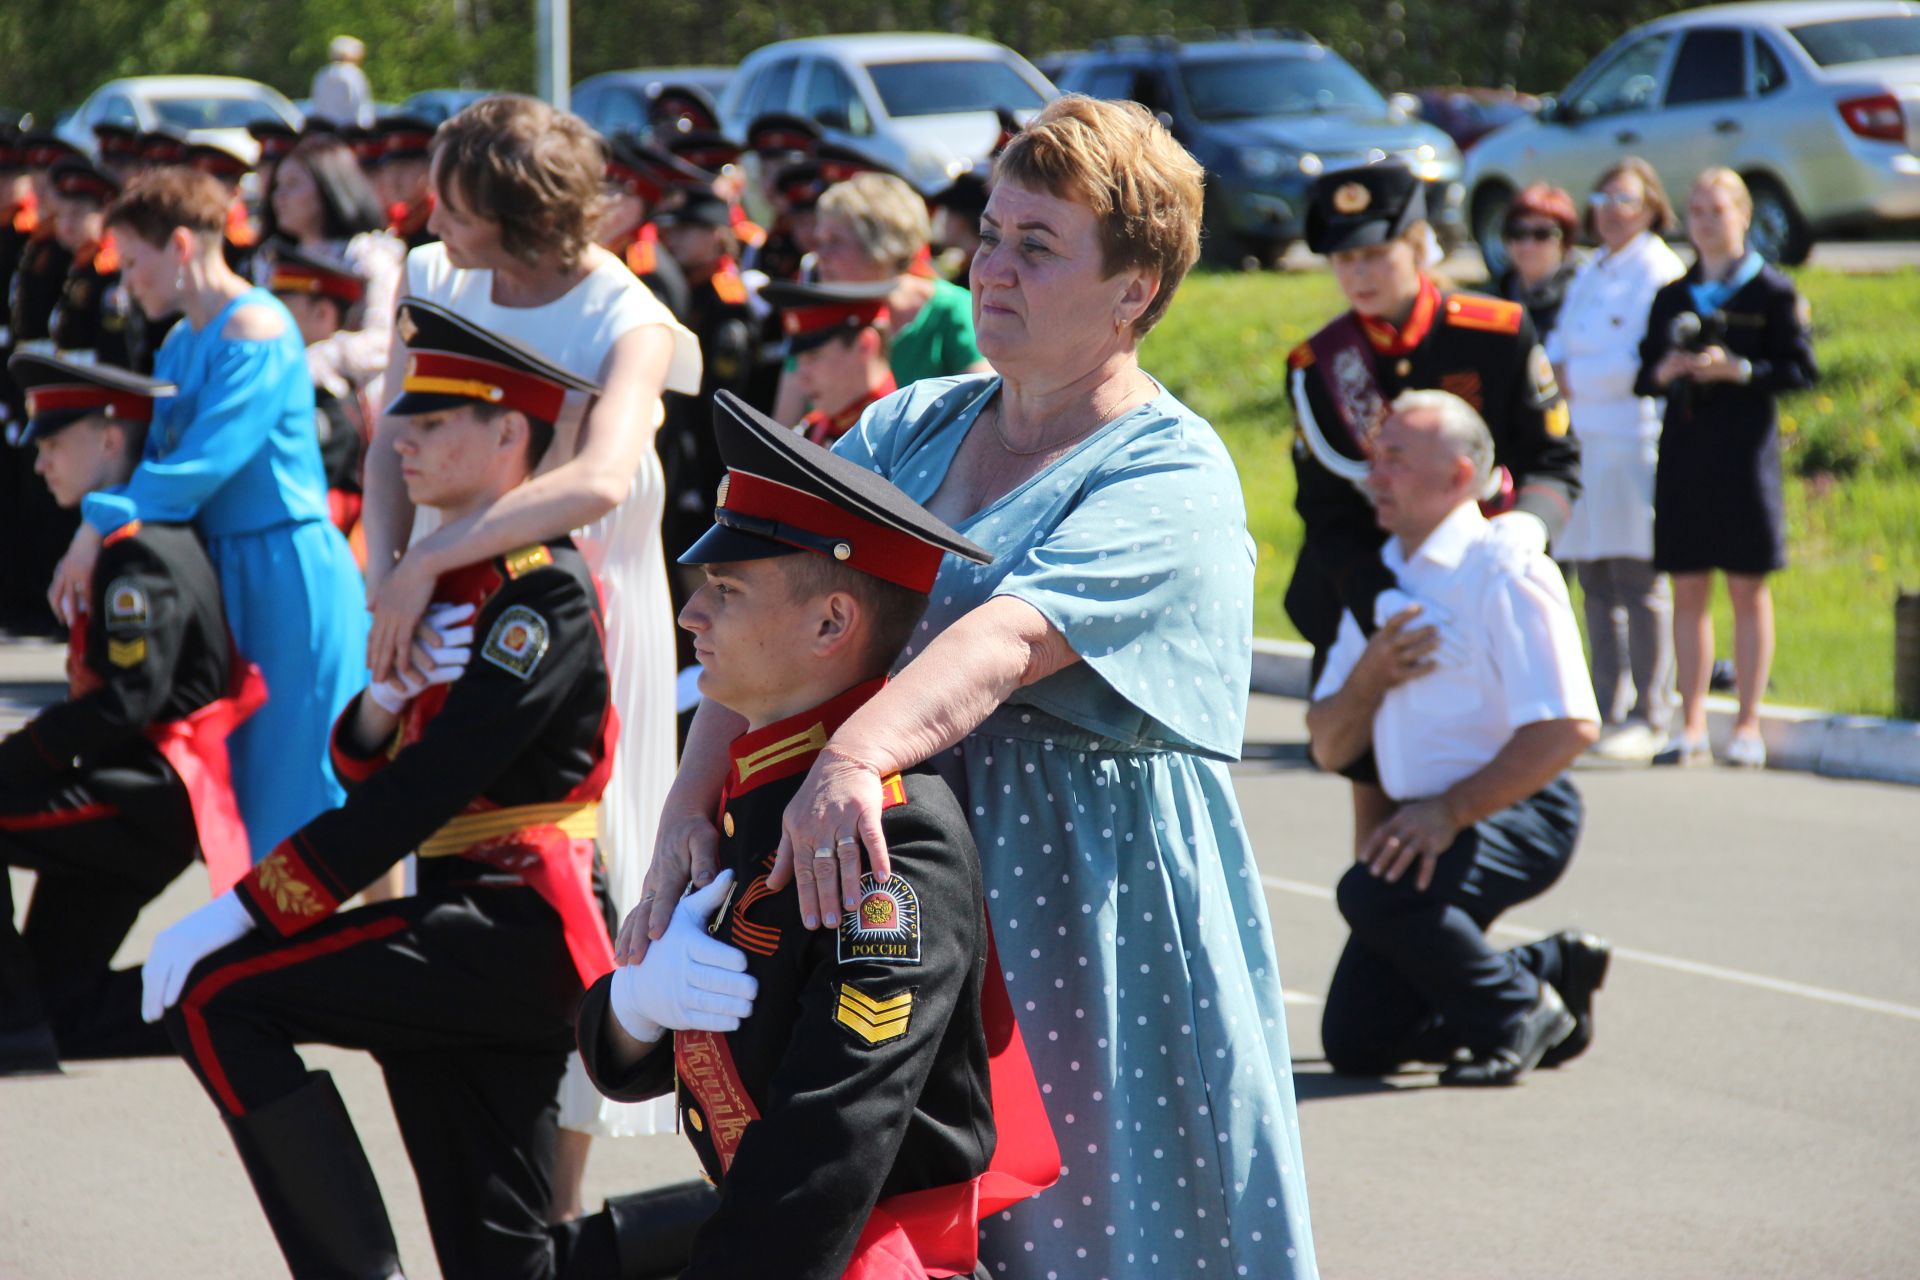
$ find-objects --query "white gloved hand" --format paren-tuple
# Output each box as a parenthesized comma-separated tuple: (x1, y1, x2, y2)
(1489, 511, 1550, 558)
(609, 870, 758, 1043)
(366, 603, 476, 712)
(1373, 588, 1470, 669)
(142, 891, 255, 1023)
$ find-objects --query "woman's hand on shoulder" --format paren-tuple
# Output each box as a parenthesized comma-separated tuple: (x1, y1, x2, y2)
(769, 746, 891, 932)
(619, 802, 724, 964)
(222, 303, 288, 343)
(366, 549, 437, 682)
(47, 523, 104, 626)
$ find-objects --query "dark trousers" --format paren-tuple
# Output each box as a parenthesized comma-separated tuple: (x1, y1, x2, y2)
(1322, 777, 1583, 1072)
(1, 762, 196, 1049)
(163, 884, 582, 1280)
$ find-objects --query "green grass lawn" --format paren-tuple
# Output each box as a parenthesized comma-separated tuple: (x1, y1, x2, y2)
(1141, 268, 1920, 717)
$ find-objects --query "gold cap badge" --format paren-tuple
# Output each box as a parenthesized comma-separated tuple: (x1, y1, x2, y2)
(1332, 182, 1371, 215)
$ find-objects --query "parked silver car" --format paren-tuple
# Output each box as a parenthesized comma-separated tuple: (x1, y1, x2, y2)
(1466, 1, 1920, 267)
(58, 76, 302, 165)
(717, 34, 1055, 193)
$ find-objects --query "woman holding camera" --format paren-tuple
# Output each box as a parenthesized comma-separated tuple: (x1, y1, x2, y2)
(1637, 168, 1816, 768)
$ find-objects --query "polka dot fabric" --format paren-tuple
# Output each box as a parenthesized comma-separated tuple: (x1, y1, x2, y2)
(835, 377, 1319, 1279)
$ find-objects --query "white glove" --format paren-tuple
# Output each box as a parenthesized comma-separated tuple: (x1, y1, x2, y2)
(609, 870, 759, 1043)
(367, 603, 476, 712)
(1374, 588, 1469, 669)
(1489, 511, 1550, 558)
(142, 891, 255, 1023)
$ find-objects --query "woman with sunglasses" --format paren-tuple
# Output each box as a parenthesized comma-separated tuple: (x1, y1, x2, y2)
(1494, 182, 1581, 341)
(1638, 168, 1816, 769)
(1550, 158, 1686, 763)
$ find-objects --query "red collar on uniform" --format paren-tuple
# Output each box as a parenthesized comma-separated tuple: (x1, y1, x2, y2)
(804, 373, 896, 446)
(723, 676, 886, 798)
(1358, 274, 1441, 357)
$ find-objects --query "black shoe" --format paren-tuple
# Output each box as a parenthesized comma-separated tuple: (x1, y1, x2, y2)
(0, 1023, 63, 1077)
(1440, 986, 1574, 1087)
(1541, 930, 1611, 1068)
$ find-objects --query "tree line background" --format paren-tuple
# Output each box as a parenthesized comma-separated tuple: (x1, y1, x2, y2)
(4, 0, 1709, 122)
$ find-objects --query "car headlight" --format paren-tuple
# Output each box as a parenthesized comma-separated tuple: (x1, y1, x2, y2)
(1236, 147, 1319, 178)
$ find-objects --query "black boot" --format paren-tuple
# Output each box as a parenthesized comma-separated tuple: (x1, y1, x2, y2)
(1440, 984, 1575, 1087)
(1540, 930, 1611, 1068)
(0, 1022, 62, 1076)
(222, 1072, 405, 1279)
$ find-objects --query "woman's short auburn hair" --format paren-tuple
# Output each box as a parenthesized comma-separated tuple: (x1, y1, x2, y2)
(1583, 156, 1677, 240)
(432, 94, 608, 265)
(106, 167, 229, 247)
(817, 173, 931, 274)
(993, 95, 1203, 336)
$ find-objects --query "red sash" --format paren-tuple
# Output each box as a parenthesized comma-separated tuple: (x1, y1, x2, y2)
(456, 825, 617, 987)
(1305, 312, 1391, 461)
(67, 612, 265, 893)
(150, 658, 267, 894)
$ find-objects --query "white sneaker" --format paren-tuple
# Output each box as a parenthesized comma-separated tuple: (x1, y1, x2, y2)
(1589, 721, 1662, 763)
(1724, 731, 1767, 769)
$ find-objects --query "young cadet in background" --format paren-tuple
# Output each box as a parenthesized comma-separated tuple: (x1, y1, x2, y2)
(601, 134, 697, 323)
(762, 278, 896, 446)
(45, 157, 131, 370)
(268, 246, 372, 540)
(562, 392, 1059, 1280)
(1, 354, 260, 1074)
(143, 301, 620, 1280)
(373, 115, 439, 251)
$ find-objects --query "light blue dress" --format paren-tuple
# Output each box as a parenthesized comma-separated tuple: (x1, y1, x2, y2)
(83, 289, 367, 858)
(837, 375, 1318, 1280)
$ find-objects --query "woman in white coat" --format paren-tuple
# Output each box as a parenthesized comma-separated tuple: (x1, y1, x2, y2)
(1548, 157, 1685, 761)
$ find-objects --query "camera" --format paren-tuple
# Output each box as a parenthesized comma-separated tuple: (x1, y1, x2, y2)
(1668, 309, 1724, 355)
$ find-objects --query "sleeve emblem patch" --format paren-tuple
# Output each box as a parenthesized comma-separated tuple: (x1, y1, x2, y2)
(481, 605, 550, 680)
(1528, 344, 1561, 404)
(107, 637, 147, 667)
(104, 577, 149, 633)
(834, 984, 914, 1046)
(839, 873, 921, 966)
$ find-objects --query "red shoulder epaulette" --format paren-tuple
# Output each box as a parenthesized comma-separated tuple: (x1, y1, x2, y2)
(1442, 293, 1524, 336)
(10, 203, 36, 234)
(879, 773, 908, 811)
(1287, 342, 1315, 370)
(94, 232, 120, 275)
(103, 520, 143, 547)
(711, 260, 747, 306)
(625, 236, 657, 277)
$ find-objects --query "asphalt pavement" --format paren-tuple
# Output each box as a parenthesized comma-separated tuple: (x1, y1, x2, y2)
(4, 651, 1918, 1278)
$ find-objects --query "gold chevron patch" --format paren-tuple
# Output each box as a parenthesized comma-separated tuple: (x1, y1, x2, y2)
(833, 984, 914, 1046)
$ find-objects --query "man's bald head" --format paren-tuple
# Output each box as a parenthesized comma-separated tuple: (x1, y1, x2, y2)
(1368, 389, 1494, 547)
(1389, 390, 1493, 488)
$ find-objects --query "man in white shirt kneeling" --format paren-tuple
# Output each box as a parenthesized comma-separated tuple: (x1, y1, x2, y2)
(1308, 390, 1607, 1086)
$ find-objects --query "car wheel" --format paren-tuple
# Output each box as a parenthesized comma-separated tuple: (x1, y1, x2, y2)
(1471, 182, 1514, 276)
(1744, 174, 1811, 266)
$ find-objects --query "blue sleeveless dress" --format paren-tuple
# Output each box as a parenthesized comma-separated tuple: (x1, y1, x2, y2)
(83, 289, 367, 857)
(836, 375, 1318, 1280)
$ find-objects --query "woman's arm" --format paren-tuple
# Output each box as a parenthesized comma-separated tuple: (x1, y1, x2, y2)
(770, 594, 1079, 932)
(304, 234, 401, 394)
(368, 323, 677, 679)
(359, 280, 416, 598)
(620, 695, 747, 959)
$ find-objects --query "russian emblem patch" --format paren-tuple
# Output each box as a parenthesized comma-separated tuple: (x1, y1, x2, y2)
(481, 605, 550, 680)
(839, 873, 921, 966)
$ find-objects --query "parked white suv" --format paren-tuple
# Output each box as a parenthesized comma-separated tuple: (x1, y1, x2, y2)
(1465, 1, 1920, 267)
(717, 34, 1055, 192)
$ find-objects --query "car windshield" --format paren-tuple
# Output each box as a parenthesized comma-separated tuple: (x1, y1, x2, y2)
(152, 94, 290, 129)
(1789, 15, 1920, 65)
(1181, 54, 1386, 120)
(864, 59, 1046, 118)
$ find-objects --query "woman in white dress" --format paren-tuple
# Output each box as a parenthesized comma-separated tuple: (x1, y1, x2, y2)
(1548, 157, 1686, 762)
(359, 95, 701, 1220)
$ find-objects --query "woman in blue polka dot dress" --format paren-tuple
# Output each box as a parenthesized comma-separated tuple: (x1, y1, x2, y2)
(639, 96, 1317, 1280)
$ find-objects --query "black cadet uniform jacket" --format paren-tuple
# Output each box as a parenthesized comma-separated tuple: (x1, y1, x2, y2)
(0, 520, 230, 792)
(234, 538, 616, 946)
(578, 678, 995, 1279)
(49, 237, 133, 371)
(1284, 282, 1582, 651)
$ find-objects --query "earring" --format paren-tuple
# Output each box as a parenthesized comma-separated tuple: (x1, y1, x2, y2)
(1114, 314, 1126, 333)
(175, 264, 186, 291)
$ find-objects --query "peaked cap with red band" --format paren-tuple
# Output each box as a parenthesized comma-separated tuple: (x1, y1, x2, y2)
(387, 298, 600, 422)
(268, 246, 367, 307)
(8, 351, 175, 444)
(247, 119, 300, 162)
(662, 129, 741, 177)
(762, 279, 893, 355)
(22, 132, 83, 171)
(49, 157, 120, 205)
(137, 130, 188, 167)
(745, 111, 821, 160)
(374, 114, 437, 162)
(681, 390, 989, 594)
(648, 82, 722, 136)
(606, 133, 710, 205)
(185, 140, 256, 182)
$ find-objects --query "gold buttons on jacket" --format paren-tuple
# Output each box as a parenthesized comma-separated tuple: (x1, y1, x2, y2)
(722, 812, 735, 837)
(687, 1107, 705, 1133)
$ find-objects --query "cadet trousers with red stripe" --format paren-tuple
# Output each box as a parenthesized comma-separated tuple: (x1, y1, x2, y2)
(161, 884, 583, 1280)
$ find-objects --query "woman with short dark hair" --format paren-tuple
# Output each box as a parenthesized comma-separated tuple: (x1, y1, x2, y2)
(1494, 181, 1581, 339)
(48, 166, 367, 856)
(638, 94, 1318, 1279)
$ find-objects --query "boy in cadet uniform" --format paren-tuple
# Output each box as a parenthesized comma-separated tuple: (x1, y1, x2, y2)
(373, 115, 439, 251)
(742, 112, 822, 286)
(143, 299, 623, 1280)
(268, 246, 371, 537)
(1, 354, 259, 1074)
(762, 278, 896, 446)
(92, 123, 146, 185)
(601, 134, 696, 321)
(45, 157, 132, 370)
(562, 391, 1059, 1280)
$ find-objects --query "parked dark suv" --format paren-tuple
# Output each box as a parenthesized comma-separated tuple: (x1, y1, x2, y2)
(1054, 31, 1466, 265)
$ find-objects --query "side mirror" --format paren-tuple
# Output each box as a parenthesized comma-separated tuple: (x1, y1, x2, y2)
(1535, 94, 1558, 124)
